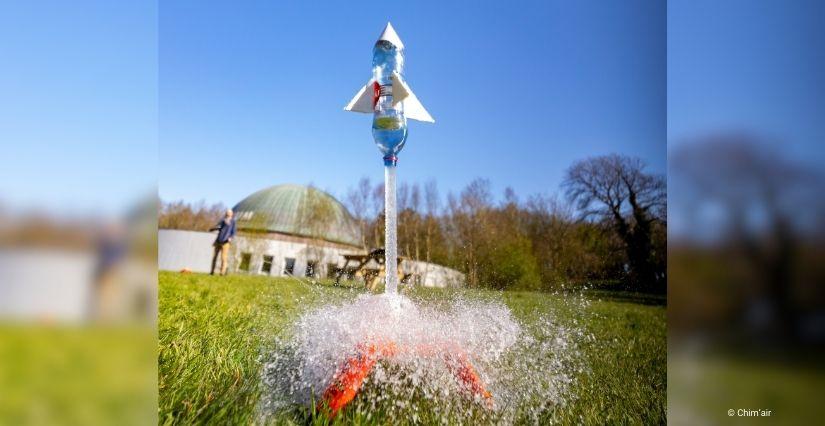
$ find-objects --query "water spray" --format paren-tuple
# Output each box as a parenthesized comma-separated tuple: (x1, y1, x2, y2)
(263, 294, 583, 422)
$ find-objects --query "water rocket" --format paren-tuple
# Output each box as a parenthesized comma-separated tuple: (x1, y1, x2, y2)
(345, 22, 434, 166)
(322, 24, 492, 417)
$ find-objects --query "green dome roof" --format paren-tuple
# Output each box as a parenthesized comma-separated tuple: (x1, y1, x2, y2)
(232, 184, 362, 247)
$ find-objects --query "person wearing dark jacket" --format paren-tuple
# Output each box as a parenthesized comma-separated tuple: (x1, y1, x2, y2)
(210, 209, 236, 275)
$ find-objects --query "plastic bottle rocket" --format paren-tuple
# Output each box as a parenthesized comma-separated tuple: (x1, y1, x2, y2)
(344, 22, 434, 166)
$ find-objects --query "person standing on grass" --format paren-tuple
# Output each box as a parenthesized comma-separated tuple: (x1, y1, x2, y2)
(210, 209, 236, 275)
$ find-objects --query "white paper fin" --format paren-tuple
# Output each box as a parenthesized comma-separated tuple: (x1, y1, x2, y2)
(391, 73, 409, 105)
(391, 72, 434, 123)
(344, 79, 374, 113)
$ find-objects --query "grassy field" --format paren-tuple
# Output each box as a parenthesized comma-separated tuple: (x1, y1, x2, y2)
(0, 325, 156, 425)
(158, 271, 666, 424)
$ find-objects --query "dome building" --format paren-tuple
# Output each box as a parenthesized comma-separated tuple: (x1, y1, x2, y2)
(233, 184, 362, 248)
(158, 184, 464, 288)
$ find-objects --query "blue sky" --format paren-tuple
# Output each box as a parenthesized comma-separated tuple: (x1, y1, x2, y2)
(0, 1, 157, 216)
(4, 1, 821, 217)
(668, 0, 825, 164)
(668, 0, 825, 236)
(159, 0, 666, 207)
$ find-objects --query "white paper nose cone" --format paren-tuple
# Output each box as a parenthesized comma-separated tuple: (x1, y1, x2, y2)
(377, 22, 404, 49)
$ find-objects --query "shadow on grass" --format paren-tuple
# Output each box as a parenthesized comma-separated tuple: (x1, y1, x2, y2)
(578, 289, 667, 306)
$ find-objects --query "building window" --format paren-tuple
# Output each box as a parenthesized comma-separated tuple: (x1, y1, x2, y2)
(284, 258, 295, 275)
(327, 263, 339, 279)
(305, 261, 317, 278)
(261, 255, 273, 275)
(239, 253, 252, 272)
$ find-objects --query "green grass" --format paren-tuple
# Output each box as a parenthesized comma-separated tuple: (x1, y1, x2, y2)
(0, 325, 156, 425)
(158, 271, 665, 424)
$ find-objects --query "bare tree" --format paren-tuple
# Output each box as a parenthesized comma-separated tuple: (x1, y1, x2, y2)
(370, 181, 385, 249)
(397, 182, 410, 212)
(410, 183, 422, 260)
(423, 180, 440, 269)
(449, 179, 493, 287)
(345, 177, 372, 250)
(563, 154, 666, 289)
(671, 135, 825, 337)
(397, 182, 411, 257)
(159, 200, 226, 231)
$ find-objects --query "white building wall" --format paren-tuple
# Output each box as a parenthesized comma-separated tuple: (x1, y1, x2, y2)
(158, 229, 465, 288)
(228, 233, 358, 278)
(158, 229, 216, 273)
(401, 260, 465, 288)
(0, 249, 93, 321)
(0, 249, 157, 323)
(158, 230, 361, 278)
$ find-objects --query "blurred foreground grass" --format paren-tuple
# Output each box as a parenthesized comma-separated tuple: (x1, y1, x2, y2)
(669, 351, 825, 425)
(0, 325, 156, 425)
(159, 271, 665, 424)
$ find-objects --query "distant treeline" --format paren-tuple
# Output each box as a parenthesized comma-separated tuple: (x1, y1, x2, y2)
(669, 135, 825, 341)
(345, 154, 665, 293)
(159, 200, 227, 232)
(160, 154, 666, 293)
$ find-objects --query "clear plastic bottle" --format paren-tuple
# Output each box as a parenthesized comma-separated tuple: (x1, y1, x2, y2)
(371, 40, 407, 165)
